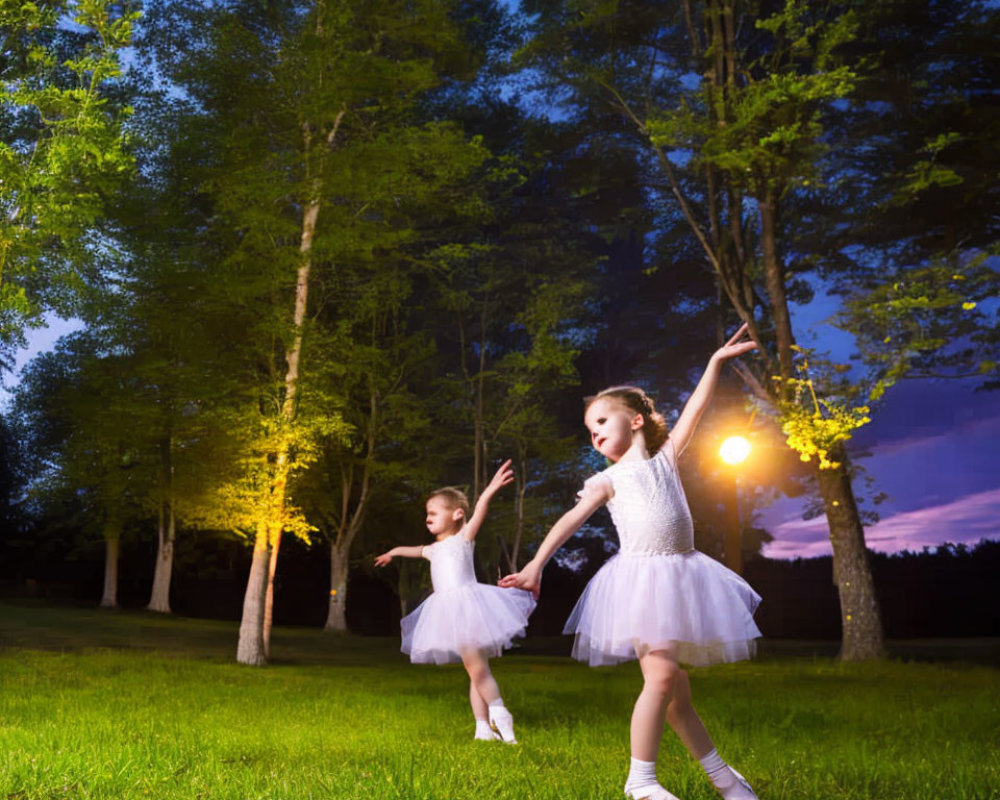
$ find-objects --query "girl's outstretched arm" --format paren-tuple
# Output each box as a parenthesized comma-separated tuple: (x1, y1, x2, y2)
(374, 545, 424, 567)
(668, 323, 758, 456)
(498, 482, 611, 597)
(462, 459, 515, 542)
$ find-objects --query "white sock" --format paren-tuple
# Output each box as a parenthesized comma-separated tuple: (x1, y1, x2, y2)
(700, 749, 729, 785)
(700, 748, 756, 799)
(626, 758, 658, 789)
(487, 698, 517, 743)
(474, 719, 494, 740)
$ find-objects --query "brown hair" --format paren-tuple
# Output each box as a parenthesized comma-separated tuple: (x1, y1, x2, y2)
(585, 385, 669, 453)
(426, 487, 470, 521)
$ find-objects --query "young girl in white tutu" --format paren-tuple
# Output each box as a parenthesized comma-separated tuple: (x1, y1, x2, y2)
(500, 324, 762, 800)
(375, 460, 534, 744)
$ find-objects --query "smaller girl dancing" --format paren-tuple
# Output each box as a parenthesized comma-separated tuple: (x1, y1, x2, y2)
(376, 461, 534, 744)
(501, 324, 762, 799)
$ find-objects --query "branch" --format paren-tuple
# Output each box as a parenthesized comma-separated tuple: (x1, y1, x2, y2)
(729, 359, 772, 404)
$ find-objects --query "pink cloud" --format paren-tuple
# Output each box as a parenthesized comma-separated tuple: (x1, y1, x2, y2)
(763, 487, 1000, 560)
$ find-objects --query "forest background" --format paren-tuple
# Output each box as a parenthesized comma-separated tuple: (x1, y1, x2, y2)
(1, 0, 997, 665)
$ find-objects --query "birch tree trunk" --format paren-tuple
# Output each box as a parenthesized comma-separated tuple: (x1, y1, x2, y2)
(99, 521, 121, 608)
(245, 110, 345, 658)
(235, 168, 322, 663)
(147, 438, 175, 613)
(237, 527, 271, 666)
(146, 500, 175, 613)
(263, 524, 283, 657)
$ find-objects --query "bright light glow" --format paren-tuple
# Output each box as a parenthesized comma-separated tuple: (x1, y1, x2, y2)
(720, 435, 751, 465)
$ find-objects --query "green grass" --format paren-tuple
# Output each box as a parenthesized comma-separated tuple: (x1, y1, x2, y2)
(1, 602, 998, 799)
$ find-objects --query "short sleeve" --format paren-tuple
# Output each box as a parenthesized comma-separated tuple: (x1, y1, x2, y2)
(420, 542, 434, 560)
(577, 471, 613, 501)
(658, 436, 680, 469)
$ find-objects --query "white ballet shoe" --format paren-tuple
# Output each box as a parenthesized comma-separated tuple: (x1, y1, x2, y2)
(488, 707, 518, 744)
(473, 729, 500, 741)
(623, 782, 681, 800)
(716, 767, 758, 800)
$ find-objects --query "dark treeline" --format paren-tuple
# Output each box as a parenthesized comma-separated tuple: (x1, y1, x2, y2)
(1, 0, 998, 663)
(5, 531, 998, 641)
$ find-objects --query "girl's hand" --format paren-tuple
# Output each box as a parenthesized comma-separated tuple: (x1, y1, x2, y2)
(374, 552, 392, 567)
(712, 322, 758, 363)
(483, 459, 515, 497)
(498, 560, 542, 599)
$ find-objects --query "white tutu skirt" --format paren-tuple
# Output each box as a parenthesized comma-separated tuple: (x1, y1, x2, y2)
(401, 584, 536, 665)
(564, 551, 761, 667)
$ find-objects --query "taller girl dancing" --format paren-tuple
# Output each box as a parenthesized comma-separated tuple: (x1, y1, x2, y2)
(501, 324, 762, 800)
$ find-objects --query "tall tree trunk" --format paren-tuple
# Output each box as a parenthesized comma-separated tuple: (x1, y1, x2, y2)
(99, 520, 120, 608)
(235, 180, 320, 663)
(237, 527, 271, 666)
(817, 446, 885, 660)
(263, 529, 282, 657)
(509, 445, 528, 570)
(234, 106, 347, 663)
(324, 542, 349, 631)
(473, 305, 488, 500)
(147, 500, 175, 613)
(759, 187, 795, 388)
(147, 438, 175, 613)
(759, 206, 884, 658)
(323, 375, 376, 631)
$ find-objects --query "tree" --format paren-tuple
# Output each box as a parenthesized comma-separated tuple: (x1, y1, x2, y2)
(518, 0, 888, 658)
(10, 334, 150, 608)
(140, 0, 492, 663)
(823, 0, 1000, 393)
(0, 0, 136, 353)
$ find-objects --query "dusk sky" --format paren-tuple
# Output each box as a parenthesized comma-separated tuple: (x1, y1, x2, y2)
(760, 376, 1000, 558)
(758, 289, 1000, 559)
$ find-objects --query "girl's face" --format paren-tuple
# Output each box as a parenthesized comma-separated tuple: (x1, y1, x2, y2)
(584, 396, 644, 462)
(425, 496, 462, 537)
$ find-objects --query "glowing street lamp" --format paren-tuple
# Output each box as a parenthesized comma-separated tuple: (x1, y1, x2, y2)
(719, 435, 751, 465)
(719, 435, 752, 574)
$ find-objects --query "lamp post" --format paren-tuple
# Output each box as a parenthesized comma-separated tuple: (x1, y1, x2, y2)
(719, 435, 751, 574)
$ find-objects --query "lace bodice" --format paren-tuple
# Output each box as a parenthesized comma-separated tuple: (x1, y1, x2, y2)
(581, 439, 694, 556)
(423, 532, 477, 591)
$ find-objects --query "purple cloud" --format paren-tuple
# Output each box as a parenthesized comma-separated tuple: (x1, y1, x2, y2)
(763, 487, 1000, 559)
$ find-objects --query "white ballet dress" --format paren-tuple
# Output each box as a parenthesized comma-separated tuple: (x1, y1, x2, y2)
(564, 439, 762, 667)
(400, 531, 536, 665)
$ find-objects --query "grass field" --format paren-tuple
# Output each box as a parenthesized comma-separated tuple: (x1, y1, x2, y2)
(1, 601, 998, 800)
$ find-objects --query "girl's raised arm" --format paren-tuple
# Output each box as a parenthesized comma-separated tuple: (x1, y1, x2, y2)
(668, 323, 757, 457)
(498, 481, 611, 597)
(462, 459, 515, 542)
(374, 545, 424, 567)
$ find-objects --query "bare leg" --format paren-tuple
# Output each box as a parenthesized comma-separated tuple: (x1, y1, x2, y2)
(631, 648, 682, 760)
(469, 680, 490, 720)
(665, 664, 714, 758)
(462, 648, 517, 743)
(461, 649, 501, 704)
(656, 654, 758, 799)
